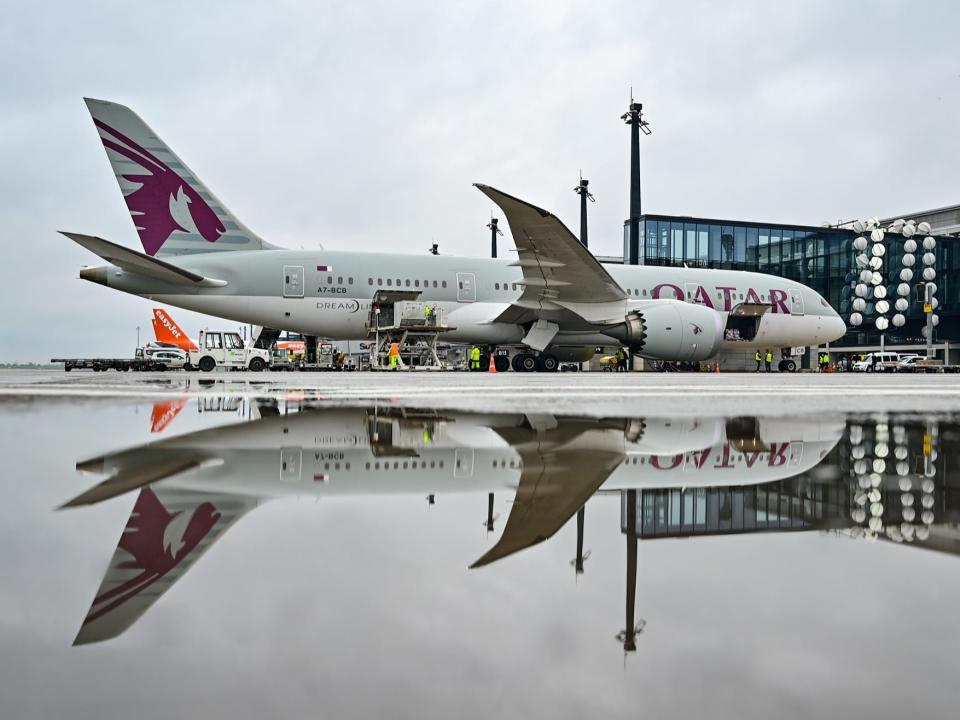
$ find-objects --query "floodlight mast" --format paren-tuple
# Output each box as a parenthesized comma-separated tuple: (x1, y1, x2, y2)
(622, 96, 651, 265)
(487, 217, 503, 259)
(573, 172, 595, 248)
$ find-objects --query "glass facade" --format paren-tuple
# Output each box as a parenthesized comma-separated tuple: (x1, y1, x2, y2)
(626, 215, 958, 344)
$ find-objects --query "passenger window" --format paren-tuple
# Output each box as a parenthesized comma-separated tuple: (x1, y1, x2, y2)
(368, 278, 373, 285)
(396, 278, 401, 286)
(495, 283, 500, 290)
(337, 276, 343, 284)
(348, 277, 354, 285)
(459, 281, 463, 289)
(405, 279, 411, 287)
(327, 276, 333, 284)
(442, 281, 447, 288)
(433, 281, 438, 288)
(415, 280, 420, 287)
(377, 277, 382, 285)
(387, 279, 392, 286)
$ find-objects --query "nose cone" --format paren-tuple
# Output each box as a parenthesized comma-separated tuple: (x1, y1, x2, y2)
(80, 266, 107, 286)
(825, 314, 847, 342)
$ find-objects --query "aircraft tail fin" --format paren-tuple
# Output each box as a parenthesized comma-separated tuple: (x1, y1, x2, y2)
(152, 308, 198, 351)
(84, 98, 274, 257)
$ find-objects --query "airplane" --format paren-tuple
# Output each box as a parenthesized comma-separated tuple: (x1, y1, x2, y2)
(150, 307, 198, 351)
(152, 306, 306, 356)
(63, 401, 847, 644)
(66, 99, 847, 372)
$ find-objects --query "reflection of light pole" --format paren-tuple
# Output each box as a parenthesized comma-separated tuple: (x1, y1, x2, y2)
(617, 489, 645, 655)
(570, 506, 590, 576)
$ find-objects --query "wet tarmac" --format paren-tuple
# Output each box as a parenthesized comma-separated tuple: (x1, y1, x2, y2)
(2, 370, 959, 718)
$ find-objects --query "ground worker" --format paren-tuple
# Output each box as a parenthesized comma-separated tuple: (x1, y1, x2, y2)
(618, 348, 628, 372)
(823, 350, 830, 373)
(764, 349, 773, 372)
(424, 304, 433, 325)
(388, 341, 400, 370)
(470, 345, 481, 371)
(755, 350, 762, 372)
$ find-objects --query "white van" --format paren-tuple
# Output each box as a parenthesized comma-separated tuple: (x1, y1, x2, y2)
(852, 352, 900, 372)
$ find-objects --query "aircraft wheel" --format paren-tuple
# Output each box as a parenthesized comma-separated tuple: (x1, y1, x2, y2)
(198, 356, 216, 372)
(494, 355, 510, 372)
(249, 357, 266, 372)
(537, 354, 559, 372)
(784, 359, 797, 372)
(513, 353, 537, 372)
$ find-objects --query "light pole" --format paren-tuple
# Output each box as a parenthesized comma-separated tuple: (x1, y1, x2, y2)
(136, 325, 140, 349)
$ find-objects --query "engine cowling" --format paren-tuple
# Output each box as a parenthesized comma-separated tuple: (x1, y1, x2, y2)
(609, 300, 724, 361)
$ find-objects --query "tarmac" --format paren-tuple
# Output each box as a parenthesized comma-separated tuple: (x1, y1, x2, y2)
(2, 368, 960, 416)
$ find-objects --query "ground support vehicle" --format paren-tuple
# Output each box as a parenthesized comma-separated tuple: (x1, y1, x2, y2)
(188, 330, 271, 372)
(53, 346, 190, 372)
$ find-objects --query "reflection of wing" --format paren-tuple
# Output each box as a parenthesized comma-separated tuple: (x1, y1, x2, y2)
(474, 184, 626, 325)
(74, 486, 256, 645)
(471, 422, 625, 568)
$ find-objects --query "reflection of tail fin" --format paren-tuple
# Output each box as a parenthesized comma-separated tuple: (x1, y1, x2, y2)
(74, 486, 256, 645)
(150, 399, 188, 433)
(151, 308, 198, 351)
(84, 98, 274, 257)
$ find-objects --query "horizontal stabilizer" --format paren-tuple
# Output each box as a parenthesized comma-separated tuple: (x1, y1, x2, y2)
(60, 456, 206, 508)
(62, 232, 227, 287)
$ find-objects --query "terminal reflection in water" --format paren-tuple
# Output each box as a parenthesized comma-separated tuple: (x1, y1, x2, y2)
(63, 400, 960, 649)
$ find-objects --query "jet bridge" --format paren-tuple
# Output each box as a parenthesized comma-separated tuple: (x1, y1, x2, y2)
(367, 290, 454, 370)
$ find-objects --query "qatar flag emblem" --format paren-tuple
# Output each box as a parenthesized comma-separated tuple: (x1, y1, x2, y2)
(316, 265, 334, 272)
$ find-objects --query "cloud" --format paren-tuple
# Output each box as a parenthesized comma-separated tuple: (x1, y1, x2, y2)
(1, 1, 958, 361)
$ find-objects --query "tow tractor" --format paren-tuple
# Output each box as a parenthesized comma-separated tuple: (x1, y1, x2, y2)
(189, 330, 271, 372)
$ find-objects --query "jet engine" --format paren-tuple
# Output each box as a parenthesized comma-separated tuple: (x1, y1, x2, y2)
(608, 300, 724, 361)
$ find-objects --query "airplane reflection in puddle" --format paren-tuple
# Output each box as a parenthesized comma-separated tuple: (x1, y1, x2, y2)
(62, 402, 959, 648)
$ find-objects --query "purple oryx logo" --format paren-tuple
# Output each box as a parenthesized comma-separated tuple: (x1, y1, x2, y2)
(95, 119, 225, 255)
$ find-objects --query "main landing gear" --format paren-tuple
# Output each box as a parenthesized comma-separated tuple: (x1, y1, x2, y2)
(511, 352, 559, 372)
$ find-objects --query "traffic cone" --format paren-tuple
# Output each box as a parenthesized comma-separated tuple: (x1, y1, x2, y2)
(714, 361, 720, 373)
(488, 355, 497, 374)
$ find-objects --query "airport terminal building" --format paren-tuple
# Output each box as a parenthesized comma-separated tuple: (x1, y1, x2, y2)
(615, 206, 959, 355)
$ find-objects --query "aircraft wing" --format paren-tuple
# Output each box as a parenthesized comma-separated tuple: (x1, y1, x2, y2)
(470, 419, 625, 568)
(73, 485, 256, 645)
(474, 185, 627, 325)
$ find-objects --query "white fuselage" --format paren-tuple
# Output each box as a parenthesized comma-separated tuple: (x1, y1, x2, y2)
(98, 248, 847, 352)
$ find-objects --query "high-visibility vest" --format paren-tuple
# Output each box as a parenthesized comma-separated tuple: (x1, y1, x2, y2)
(471, 347, 481, 361)
(765, 352, 773, 362)
(425, 306, 432, 318)
(389, 343, 400, 357)
(755, 351, 761, 361)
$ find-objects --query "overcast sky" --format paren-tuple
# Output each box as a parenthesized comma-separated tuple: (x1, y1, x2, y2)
(2, 1, 958, 362)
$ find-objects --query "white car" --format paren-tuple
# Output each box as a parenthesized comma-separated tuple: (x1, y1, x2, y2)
(852, 352, 900, 372)
(897, 355, 923, 370)
(147, 349, 187, 370)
